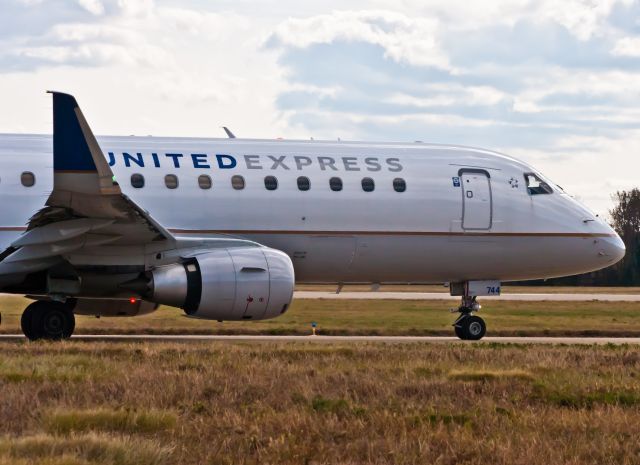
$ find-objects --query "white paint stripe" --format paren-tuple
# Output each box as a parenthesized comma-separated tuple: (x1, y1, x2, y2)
(293, 291, 640, 301)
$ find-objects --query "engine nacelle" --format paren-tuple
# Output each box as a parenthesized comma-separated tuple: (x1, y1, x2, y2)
(148, 247, 294, 321)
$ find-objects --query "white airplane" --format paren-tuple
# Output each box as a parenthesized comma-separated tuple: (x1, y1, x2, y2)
(0, 92, 625, 341)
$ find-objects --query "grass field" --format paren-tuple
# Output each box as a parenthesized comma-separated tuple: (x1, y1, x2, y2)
(2, 295, 640, 337)
(0, 340, 638, 464)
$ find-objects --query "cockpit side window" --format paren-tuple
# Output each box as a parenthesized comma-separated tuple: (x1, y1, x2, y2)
(524, 173, 553, 195)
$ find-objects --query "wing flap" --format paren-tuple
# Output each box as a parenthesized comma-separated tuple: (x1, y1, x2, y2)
(5, 233, 122, 263)
(12, 218, 114, 247)
(0, 258, 62, 275)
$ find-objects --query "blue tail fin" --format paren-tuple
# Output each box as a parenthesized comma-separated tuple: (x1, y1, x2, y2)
(48, 91, 98, 172)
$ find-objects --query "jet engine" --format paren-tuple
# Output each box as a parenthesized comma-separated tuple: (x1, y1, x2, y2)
(143, 247, 294, 321)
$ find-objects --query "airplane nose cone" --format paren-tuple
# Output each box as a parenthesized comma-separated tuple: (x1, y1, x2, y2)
(600, 232, 626, 265)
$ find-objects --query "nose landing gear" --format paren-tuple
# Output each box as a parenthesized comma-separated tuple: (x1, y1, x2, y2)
(451, 284, 491, 340)
(454, 313, 487, 340)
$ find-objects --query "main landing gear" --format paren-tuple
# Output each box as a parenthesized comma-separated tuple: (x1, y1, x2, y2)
(21, 300, 75, 341)
(452, 295, 487, 341)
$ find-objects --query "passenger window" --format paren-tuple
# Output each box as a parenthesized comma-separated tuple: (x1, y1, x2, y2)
(297, 176, 310, 191)
(231, 175, 245, 190)
(524, 173, 552, 195)
(329, 177, 343, 192)
(198, 175, 212, 190)
(21, 172, 35, 187)
(264, 176, 278, 191)
(130, 173, 145, 188)
(393, 178, 406, 192)
(164, 174, 179, 189)
(361, 177, 375, 192)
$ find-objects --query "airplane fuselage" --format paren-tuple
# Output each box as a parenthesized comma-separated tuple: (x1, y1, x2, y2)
(0, 133, 624, 285)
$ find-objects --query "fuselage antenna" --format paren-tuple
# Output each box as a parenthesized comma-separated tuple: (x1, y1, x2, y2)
(222, 127, 236, 139)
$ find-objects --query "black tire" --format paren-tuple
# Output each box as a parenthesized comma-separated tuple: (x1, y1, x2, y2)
(454, 323, 466, 340)
(463, 315, 486, 341)
(20, 303, 40, 341)
(62, 305, 75, 339)
(25, 301, 75, 341)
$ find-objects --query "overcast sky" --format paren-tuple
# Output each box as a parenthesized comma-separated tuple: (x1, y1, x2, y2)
(1, 0, 639, 215)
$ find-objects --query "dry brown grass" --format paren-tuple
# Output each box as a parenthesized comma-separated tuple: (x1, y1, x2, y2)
(0, 433, 172, 465)
(447, 368, 535, 382)
(43, 409, 177, 435)
(0, 340, 638, 464)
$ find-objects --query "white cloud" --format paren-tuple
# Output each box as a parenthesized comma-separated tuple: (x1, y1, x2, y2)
(515, 68, 640, 110)
(77, 0, 105, 16)
(370, 0, 633, 40)
(270, 10, 451, 70)
(6, 20, 171, 68)
(50, 23, 135, 43)
(15, 41, 169, 68)
(538, 0, 628, 40)
(388, 85, 507, 108)
(611, 36, 640, 57)
(0, 0, 286, 140)
(18, 44, 128, 64)
(117, 0, 154, 18)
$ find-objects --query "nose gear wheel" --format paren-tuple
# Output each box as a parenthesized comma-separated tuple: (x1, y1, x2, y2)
(452, 294, 487, 340)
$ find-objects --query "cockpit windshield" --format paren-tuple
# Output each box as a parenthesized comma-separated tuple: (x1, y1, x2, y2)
(524, 172, 553, 195)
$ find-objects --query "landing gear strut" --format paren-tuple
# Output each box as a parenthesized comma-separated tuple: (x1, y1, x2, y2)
(452, 295, 487, 340)
(21, 300, 75, 341)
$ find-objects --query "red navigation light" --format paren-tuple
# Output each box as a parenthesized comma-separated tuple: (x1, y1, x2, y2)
(129, 297, 137, 304)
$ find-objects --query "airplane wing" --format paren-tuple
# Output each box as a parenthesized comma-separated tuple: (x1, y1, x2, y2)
(37, 92, 173, 240)
(0, 92, 255, 276)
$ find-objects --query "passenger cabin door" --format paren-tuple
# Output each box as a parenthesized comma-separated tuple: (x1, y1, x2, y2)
(461, 170, 492, 230)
